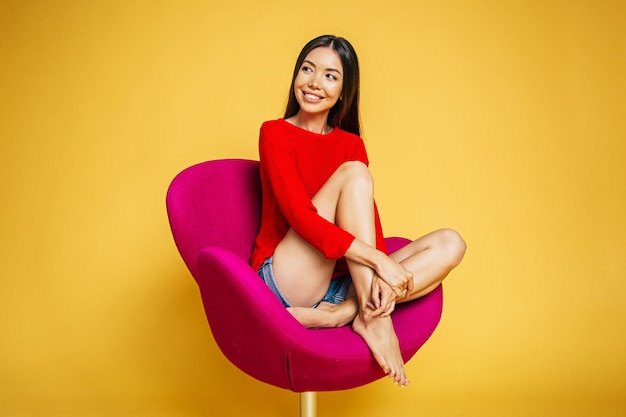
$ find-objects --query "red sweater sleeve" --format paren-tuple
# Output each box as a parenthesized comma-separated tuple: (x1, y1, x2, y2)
(258, 124, 356, 260)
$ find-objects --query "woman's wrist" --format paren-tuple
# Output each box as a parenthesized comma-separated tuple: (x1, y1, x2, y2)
(345, 238, 384, 270)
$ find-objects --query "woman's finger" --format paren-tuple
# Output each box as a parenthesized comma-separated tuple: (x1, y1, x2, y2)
(406, 269, 415, 292)
(381, 300, 395, 317)
(378, 280, 397, 316)
(370, 278, 381, 309)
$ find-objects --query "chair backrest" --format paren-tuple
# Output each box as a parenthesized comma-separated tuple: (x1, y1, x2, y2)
(166, 159, 262, 280)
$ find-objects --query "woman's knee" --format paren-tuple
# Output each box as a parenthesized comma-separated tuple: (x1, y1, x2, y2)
(437, 228, 466, 267)
(336, 161, 373, 191)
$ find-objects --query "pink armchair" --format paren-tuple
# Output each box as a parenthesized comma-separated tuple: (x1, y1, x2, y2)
(166, 159, 444, 416)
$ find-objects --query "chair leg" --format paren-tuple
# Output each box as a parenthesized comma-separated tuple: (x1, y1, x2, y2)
(300, 391, 317, 417)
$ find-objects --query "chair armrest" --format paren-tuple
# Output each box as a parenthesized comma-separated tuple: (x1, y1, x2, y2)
(195, 246, 308, 389)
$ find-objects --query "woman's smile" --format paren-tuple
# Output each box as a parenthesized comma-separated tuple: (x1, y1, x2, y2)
(302, 91, 325, 101)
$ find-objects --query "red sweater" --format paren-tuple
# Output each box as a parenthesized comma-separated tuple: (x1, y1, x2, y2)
(251, 119, 387, 277)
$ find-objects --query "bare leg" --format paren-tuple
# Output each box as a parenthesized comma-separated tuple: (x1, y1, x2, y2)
(291, 228, 466, 323)
(287, 297, 358, 328)
(289, 228, 466, 327)
(392, 229, 466, 304)
(332, 163, 408, 386)
(273, 161, 408, 386)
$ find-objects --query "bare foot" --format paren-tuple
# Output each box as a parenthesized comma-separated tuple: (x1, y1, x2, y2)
(288, 298, 358, 328)
(352, 311, 409, 387)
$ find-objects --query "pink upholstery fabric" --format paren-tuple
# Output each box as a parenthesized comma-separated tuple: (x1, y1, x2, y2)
(166, 159, 443, 392)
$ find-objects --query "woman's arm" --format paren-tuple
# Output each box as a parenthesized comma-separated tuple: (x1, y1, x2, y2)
(345, 239, 414, 295)
(259, 124, 356, 260)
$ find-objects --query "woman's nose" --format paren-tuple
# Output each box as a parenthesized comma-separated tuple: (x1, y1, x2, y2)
(308, 74, 322, 88)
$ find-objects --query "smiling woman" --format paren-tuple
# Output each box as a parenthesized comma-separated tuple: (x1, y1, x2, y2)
(283, 35, 362, 136)
(251, 35, 466, 387)
(290, 47, 344, 131)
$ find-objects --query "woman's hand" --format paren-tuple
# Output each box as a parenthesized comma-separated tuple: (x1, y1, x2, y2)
(344, 240, 414, 308)
(369, 276, 397, 317)
(374, 254, 414, 298)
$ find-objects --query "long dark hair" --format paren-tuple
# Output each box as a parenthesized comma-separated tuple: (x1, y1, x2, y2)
(284, 35, 362, 137)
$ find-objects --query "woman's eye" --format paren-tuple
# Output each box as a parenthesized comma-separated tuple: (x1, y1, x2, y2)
(326, 74, 337, 81)
(301, 66, 312, 73)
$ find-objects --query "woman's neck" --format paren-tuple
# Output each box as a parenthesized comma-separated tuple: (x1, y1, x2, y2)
(287, 113, 331, 135)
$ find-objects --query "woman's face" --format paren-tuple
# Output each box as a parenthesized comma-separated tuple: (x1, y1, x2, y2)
(293, 46, 343, 118)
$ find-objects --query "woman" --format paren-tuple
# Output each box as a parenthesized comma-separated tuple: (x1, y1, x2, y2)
(251, 35, 466, 387)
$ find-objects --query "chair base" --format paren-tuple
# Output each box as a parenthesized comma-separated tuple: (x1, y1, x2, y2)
(300, 391, 317, 417)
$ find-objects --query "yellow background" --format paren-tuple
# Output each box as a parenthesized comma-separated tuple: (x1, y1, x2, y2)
(1, 1, 625, 416)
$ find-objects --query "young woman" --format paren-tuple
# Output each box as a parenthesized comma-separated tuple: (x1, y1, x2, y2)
(251, 35, 466, 387)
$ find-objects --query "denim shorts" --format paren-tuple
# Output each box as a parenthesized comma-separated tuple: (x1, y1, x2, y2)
(257, 256, 352, 308)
